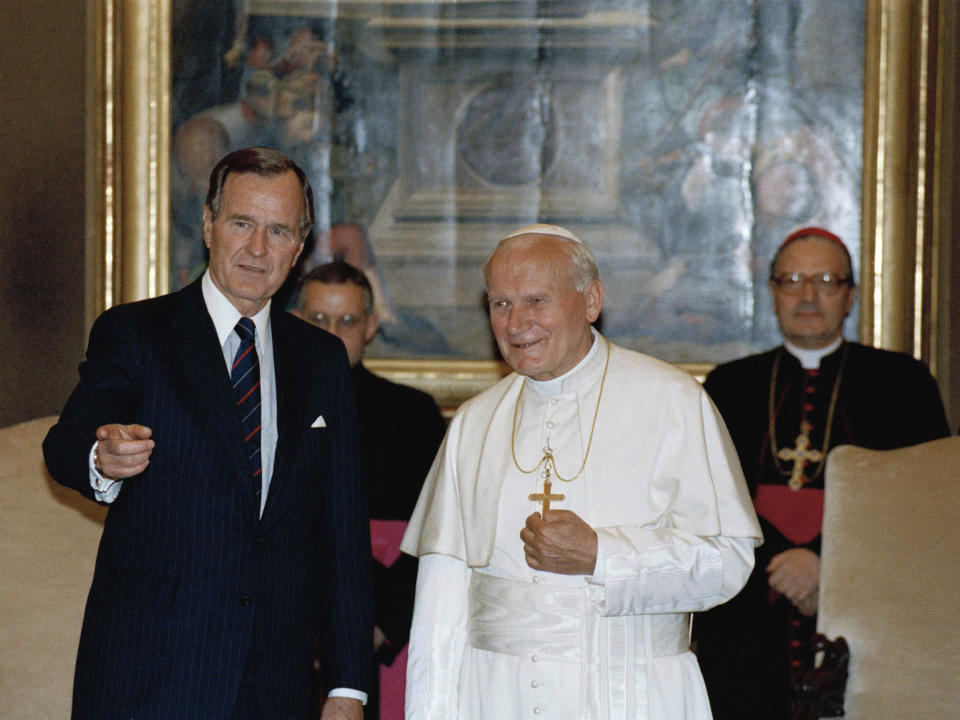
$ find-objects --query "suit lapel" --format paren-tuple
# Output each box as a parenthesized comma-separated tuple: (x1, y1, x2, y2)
(167, 281, 259, 515)
(260, 310, 310, 525)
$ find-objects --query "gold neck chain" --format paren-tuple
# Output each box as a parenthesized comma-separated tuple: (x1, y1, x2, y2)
(768, 343, 848, 483)
(510, 336, 611, 483)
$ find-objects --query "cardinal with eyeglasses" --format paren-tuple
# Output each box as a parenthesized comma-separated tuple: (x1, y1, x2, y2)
(693, 227, 950, 720)
(400, 224, 762, 720)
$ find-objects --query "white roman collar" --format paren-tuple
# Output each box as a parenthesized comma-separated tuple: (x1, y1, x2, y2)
(784, 336, 843, 370)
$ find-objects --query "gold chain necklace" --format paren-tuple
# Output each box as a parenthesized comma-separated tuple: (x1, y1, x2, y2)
(510, 336, 611, 482)
(768, 343, 848, 486)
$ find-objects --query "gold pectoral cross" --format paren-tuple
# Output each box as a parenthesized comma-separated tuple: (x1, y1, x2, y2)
(529, 466, 565, 515)
(777, 421, 824, 491)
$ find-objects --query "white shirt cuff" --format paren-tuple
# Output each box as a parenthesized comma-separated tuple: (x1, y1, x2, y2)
(88, 442, 122, 502)
(327, 687, 368, 705)
(585, 530, 605, 585)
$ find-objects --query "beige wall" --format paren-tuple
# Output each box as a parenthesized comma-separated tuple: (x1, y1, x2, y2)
(0, 1, 87, 427)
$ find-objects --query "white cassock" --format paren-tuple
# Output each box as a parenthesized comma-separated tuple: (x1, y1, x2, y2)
(401, 334, 762, 720)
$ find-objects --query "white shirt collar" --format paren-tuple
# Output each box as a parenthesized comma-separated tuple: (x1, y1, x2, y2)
(784, 336, 843, 370)
(201, 269, 272, 347)
(526, 327, 600, 397)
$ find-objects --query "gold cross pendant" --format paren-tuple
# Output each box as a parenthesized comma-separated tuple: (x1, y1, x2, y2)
(528, 467, 565, 515)
(777, 421, 824, 491)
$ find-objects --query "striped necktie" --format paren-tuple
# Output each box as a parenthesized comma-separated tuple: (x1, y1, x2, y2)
(231, 317, 262, 504)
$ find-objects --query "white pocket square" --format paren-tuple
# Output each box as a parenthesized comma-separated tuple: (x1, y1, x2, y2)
(311, 415, 326, 428)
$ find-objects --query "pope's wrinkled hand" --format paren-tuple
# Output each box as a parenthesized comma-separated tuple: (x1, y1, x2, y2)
(521, 509, 598, 575)
(95, 423, 155, 479)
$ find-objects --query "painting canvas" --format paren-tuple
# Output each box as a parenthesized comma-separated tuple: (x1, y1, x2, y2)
(170, 0, 864, 364)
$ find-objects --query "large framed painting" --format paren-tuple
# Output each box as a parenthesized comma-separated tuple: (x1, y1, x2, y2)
(87, 0, 954, 407)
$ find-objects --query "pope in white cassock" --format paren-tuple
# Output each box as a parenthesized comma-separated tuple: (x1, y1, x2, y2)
(400, 224, 762, 719)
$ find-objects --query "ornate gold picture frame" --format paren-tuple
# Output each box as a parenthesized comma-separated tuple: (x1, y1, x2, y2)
(86, 0, 955, 407)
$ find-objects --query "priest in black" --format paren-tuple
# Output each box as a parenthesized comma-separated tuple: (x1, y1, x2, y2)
(295, 261, 447, 720)
(693, 227, 950, 719)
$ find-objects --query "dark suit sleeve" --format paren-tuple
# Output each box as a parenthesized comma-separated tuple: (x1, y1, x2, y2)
(43, 305, 144, 500)
(311, 342, 375, 694)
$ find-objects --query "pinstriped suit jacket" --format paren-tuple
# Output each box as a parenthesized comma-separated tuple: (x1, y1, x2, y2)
(43, 279, 372, 719)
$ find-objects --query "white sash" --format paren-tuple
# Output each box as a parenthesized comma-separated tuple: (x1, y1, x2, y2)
(467, 572, 690, 661)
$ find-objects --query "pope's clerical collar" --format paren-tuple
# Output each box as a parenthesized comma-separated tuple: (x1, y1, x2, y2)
(526, 327, 600, 397)
(784, 336, 843, 370)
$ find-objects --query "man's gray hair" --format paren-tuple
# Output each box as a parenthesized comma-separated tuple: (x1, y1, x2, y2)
(481, 224, 600, 292)
(205, 146, 315, 238)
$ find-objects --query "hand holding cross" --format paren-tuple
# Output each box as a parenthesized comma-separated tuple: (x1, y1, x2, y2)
(528, 466, 565, 515)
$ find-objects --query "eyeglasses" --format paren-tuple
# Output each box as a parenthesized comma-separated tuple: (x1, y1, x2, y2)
(771, 272, 852, 296)
(306, 312, 365, 331)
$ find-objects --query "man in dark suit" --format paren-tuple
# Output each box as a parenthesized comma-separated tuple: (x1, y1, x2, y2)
(43, 147, 372, 720)
(693, 227, 950, 719)
(295, 261, 447, 720)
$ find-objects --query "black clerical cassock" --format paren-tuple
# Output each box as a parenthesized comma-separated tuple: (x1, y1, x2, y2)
(694, 341, 949, 720)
